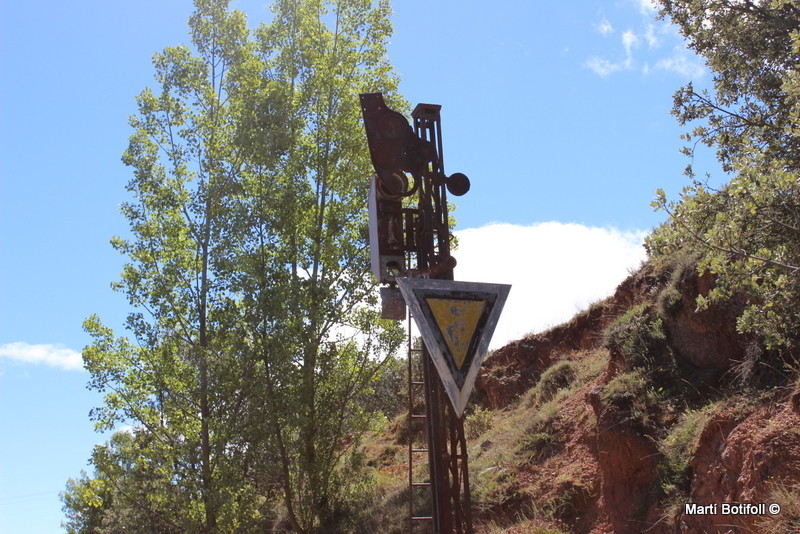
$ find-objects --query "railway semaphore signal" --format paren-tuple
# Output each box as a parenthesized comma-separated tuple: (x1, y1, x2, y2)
(361, 93, 510, 534)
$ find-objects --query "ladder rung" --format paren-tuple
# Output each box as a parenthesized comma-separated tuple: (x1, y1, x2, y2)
(412, 516, 434, 520)
(411, 448, 429, 453)
(411, 414, 426, 419)
(410, 381, 424, 386)
(411, 482, 431, 487)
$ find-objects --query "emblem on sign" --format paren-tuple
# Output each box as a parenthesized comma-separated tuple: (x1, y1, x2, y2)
(397, 278, 510, 416)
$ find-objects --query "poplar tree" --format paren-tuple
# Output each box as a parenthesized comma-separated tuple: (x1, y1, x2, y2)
(63, 0, 403, 532)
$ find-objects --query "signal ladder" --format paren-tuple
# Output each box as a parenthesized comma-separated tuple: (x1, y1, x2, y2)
(407, 312, 435, 533)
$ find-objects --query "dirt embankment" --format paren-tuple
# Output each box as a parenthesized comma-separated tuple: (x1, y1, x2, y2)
(473, 260, 800, 533)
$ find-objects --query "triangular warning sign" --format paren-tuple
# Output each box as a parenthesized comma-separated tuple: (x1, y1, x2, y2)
(427, 298, 485, 370)
(397, 278, 510, 417)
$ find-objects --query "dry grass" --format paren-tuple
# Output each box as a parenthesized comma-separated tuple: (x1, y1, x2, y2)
(756, 481, 800, 534)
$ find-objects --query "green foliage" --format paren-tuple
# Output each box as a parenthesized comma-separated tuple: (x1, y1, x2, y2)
(650, 0, 800, 350)
(657, 0, 800, 173)
(517, 393, 565, 466)
(522, 353, 606, 411)
(602, 370, 648, 404)
(546, 475, 594, 526)
(64, 1, 404, 533)
(470, 405, 557, 514)
(482, 518, 571, 534)
(656, 284, 683, 318)
(657, 407, 712, 493)
(63, 430, 222, 534)
(521, 429, 559, 465)
(472, 466, 524, 515)
(466, 405, 494, 440)
(648, 166, 800, 349)
(530, 360, 579, 406)
(604, 304, 668, 370)
(652, 252, 696, 318)
(367, 355, 408, 419)
(62, 472, 109, 534)
(601, 370, 666, 427)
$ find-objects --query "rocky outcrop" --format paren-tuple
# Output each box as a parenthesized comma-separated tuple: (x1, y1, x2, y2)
(660, 269, 749, 374)
(587, 385, 660, 534)
(677, 402, 800, 533)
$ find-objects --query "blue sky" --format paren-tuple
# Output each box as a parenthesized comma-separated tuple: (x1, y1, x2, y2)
(0, 0, 716, 531)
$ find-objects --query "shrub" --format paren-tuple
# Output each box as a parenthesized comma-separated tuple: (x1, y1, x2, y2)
(526, 360, 579, 407)
(519, 394, 564, 465)
(602, 370, 648, 407)
(466, 405, 494, 440)
(521, 431, 559, 464)
(604, 304, 669, 370)
(658, 407, 712, 492)
(369, 355, 408, 419)
(656, 285, 683, 318)
(601, 370, 664, 426)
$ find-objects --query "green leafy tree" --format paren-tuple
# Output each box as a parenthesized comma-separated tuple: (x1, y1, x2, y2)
(62, 473, 108, 534)
(63, 0, 403, 532)
(234, 2, 405, 530)
(658, 0, 800, 172)
(648, 0, 800, 349)
(76, 1, 284, 529)
(63, 431, 189, 534)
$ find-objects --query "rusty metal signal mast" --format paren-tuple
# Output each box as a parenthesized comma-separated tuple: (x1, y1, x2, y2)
(360, 92, 475, 534)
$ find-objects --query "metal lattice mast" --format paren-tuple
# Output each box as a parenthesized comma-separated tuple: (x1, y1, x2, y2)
(360, 93, 475, 534)
(412, 104, 472, 534)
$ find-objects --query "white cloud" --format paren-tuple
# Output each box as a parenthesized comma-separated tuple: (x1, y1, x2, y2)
(622, 30, 639, 68)
(644, 23, 660, 48)
(622, 30, 639, 54)
(596, 17, 614, 36)
(0, 342, 84, 371)
(637, 0, 658, 15)
(586, 29, 642, 76)
(586, 1, 708, 78)
(655, 47, 706, 78)
(585, 56, 624, 76)
(587, 23, 706, 79)
(453, 222, 647, 349)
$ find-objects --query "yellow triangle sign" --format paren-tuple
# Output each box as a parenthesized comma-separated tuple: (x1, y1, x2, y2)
(426, 298, 486, 369)
(397, 278, 511, 417)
